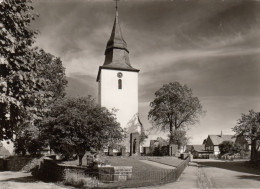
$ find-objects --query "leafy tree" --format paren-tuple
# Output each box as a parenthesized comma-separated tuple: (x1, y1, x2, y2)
(14, 123, 46, 156)
(0, 0, 68, 146)
(13, 49, 67, 155)
(42, 97, 125, 165)
(0, 0, 37, 140)
(233, 110, 260, 161)
(148, 82, 203, 144)
(219, 140, 242, 156)
(168, 130, 189, 150)
(219, 141, 234, 155)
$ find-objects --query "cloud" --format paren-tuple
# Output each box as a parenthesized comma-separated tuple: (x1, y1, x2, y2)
(187, 96, 260, 144)
(66, 74, 97, 98)
(32, 0, 260, 144)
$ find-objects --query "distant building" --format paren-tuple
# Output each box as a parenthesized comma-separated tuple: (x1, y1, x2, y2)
(204, 132, 236, 155)
(141, 136, 184, 156)
(0, 142, 11, 158)
(190, 145, 210, 159)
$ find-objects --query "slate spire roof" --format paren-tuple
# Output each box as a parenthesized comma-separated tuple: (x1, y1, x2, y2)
(105, 9, 128, 55)
(97, 7, 139, 81)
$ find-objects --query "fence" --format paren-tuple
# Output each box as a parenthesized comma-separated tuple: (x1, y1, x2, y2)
(63, 155, 191, 188)
(64, 167, 177, 188)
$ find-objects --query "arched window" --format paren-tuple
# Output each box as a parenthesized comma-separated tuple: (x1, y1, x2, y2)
(118, 79, 122, 89)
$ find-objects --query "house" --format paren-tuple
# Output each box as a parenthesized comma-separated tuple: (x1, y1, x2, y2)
(0, 142, 11, 158)
(141, 135, 159, 155)
(190, 145, 211, 159)
(169, 144, 178, 156)
(204, 133, 236, 155)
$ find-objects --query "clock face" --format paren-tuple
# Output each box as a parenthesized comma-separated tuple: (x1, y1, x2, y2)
(117, 72, 123, 78)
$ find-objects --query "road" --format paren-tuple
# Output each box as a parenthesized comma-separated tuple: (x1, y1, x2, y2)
(0, 171, 71, 189)
(136, 159, 260, 189)
(196, 159, 260, 188)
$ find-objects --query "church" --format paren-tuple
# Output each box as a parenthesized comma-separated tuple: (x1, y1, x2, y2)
(96, 5, 144, 155)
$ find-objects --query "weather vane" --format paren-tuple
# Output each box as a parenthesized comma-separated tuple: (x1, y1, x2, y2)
(114, 0, 120, 10)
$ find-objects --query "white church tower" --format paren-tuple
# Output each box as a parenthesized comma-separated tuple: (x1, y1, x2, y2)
(96, 4, 142, 154)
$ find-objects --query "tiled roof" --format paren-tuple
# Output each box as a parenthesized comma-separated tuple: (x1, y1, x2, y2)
(209, 135, 236, 145)
(192, 145, 205, 152)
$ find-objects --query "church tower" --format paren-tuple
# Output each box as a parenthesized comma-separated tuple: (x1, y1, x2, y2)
(96, 4, 142, 154)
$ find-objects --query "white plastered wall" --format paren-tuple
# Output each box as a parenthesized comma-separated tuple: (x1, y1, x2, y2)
(98, 69, 138, 130)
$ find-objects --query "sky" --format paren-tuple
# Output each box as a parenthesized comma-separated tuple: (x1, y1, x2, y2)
(30, 0, 260, 145)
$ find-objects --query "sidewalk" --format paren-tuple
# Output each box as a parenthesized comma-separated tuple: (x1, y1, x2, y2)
(131, 162, 199, 189)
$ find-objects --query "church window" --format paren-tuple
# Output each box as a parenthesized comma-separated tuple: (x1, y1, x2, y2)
(118, 79, 122, 89)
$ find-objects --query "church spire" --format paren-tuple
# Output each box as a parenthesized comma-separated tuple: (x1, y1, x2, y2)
(97, 1, 139, 82)
(105, 1, 128, 55)
(102, 2, 139, 71)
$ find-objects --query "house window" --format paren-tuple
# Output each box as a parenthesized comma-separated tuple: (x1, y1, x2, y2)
(118, 79, 122, 89)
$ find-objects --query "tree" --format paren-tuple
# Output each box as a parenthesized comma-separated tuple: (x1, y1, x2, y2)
(13, 49, 67, 155)
(0, 0, 68, 142)
(42, 97, 125, 165)
(219, 141, 242, 156)
(219, 141, 234, 155)
(0, 0, 37, 140)
(168, 130, 189, 150)
(148, 82, 203, 144)
(14, 123, 46, 156)
(0, 0, 50, 141)
(233, 110, 260, 161)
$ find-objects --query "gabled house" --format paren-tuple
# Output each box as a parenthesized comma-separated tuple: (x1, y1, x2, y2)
(204, 133, 236, 155)
(190, 144, 210, 158)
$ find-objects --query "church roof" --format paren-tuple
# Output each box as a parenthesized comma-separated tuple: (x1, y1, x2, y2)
(192, 145, 206, 152)
(97, 8, 139, 81)
(105, 10, 128, 55)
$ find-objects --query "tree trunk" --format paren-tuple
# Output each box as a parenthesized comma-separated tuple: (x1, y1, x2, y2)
(251, 139, 257, 162)
(78, 154, 84, 166)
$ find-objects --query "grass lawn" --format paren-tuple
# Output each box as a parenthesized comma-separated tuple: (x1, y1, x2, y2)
(63, 156, 185, 188)
(64, 156, 168, 172)
(147, 157, 185, 167)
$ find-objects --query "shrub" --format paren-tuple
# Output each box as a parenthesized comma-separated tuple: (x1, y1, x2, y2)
(63, 171, 99, 188)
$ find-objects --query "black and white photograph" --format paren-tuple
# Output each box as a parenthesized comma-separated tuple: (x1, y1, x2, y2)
(0, 0, 260, 188)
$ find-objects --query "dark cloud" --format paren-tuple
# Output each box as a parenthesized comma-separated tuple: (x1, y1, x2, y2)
(66, 74, 97, 98)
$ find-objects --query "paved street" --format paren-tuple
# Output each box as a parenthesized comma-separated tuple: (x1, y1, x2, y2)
(137, 159, 260, 189)
(196, 159, 260, 188)
(0, 171, 71, 189)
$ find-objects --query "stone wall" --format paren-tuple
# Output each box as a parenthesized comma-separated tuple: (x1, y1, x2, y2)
(0, 156, 44, 172)
(5, 156, 33, 171)
(34, 158, 98, 182)
(0, 158, 5, 170)
(99, 166, 132, 182)
(34, 158, 133, 184)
